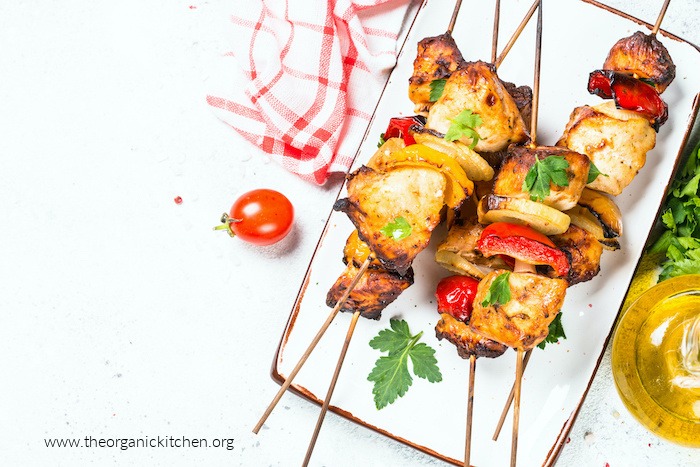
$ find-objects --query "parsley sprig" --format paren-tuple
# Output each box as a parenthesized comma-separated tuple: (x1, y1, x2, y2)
(481, 272, 511, 307)
(429, 79, 446, 102)
(523, 155, 570, 202)
(380, 217, 412, 240)
(537, 313, 567, 349)
(650, 141, 700, 280)
(444, 109, 482, 149)
(368, 319, 442, 410)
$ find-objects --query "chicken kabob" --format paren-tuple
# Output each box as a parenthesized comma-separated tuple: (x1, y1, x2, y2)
(403, 3, 547, 466)
(490, 0, 676, 442)
(474, 5, 616, 465)
(430, 3, 603, 465)
(307, 1, 550, 464)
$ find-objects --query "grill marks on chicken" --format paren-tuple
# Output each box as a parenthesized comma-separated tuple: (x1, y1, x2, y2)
(558, 101, 656, 196)
(333, 165, 446, 276)
(502, 81, 533, 130)
(326, 231, 415, 320)
(436, 312, 507, 359)
(470, 270, 568, 350)
(326, 262, 414, 320)
(427, 61, 529, 153)
(550, 224, 603, 285)
(409, 33, 466, 115)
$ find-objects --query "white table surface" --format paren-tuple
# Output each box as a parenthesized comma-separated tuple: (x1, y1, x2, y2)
(1, 1, 698, 466)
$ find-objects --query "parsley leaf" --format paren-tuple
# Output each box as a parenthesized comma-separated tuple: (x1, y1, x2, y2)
(587, 162, 606, 184)
(380, 216, 412, 240)
(369, 319, 412, 353)
(429, 79, 446, 102)
(523, 155, 570, 202)
(444, 109, 482, 148)
(650, 141, 700, 281)
(377, 132, 386, 148)
(368, 319, 442, 410)
(537, 313, 567, 349)
(481, 272, 511, 307)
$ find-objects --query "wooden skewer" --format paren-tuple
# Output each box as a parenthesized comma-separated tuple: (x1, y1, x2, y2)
(651, 0, 672, 36)
(510, 348, 525, 467)
(464, 354, 477, 467)
(447, 0, 464, 35)
(491, 349, 532, 440)
(491, 0, 501, 64)
(529, 0, 543, 148)
(494, 0, 540, 69)
(461, 4, 545, 460)
(302, 310, 362, 467)
(511, 6, 542, 467)
(252, 256, 372, 434)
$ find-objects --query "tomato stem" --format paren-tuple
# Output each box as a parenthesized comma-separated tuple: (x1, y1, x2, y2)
(214, 213, 242, 238)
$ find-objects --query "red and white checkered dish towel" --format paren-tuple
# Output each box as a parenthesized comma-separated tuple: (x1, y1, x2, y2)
(206, 0, 416, 185)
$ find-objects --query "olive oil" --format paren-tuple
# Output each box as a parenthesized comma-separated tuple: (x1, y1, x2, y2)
(612, 276, 700, 447)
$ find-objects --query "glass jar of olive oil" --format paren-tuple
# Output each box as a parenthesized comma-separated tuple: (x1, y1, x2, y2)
(612, 275, 700, 447)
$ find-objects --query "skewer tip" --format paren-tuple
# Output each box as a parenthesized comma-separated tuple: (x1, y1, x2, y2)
(651, 0, 672, 36)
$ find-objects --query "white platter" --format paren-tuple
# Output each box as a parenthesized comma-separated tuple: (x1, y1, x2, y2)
(272, 0, 700, 465)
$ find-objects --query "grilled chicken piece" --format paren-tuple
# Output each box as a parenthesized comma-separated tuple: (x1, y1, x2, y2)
(557, 101, 656, 196)
(550, 224, 603, 285)
(470, 270, 568, 350)
(502, 81, 533, 129)
(435, 218, 509, 278)
(603, 31, 676, 93)
(474, 81, 533, 169)
(426, 61, 529, 153)
(409, 33, 466, 115)
(436, 313, 507, 358)
(334, 165, 446, 275)
(326, 262, 413, 320)
(493, 145, 590, 211)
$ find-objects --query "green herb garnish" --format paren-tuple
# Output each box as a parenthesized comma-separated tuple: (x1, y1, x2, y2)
(523, 155, 570, 202)
(367, 319, 442, 410)
(537, 313, 567, 349)
(587, 161, 606, 184)
(481, 271, 511, 307)
(380, 216, 412, 240)
(649, 141, 700, 281)
(429, 79, 446, 102)
(444, 109, 482, 149)
(377, 132, 386, 148)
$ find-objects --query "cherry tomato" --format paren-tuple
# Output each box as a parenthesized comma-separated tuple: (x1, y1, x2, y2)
(216, 189, 294, 245)
(435, 275, 480, 323)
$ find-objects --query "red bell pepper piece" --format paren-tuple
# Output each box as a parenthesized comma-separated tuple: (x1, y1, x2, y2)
(587, 70, 668, 130)
(435, 275, 480, 323)
(477, 222, 570, 277)
(383, 116, 425, 145)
